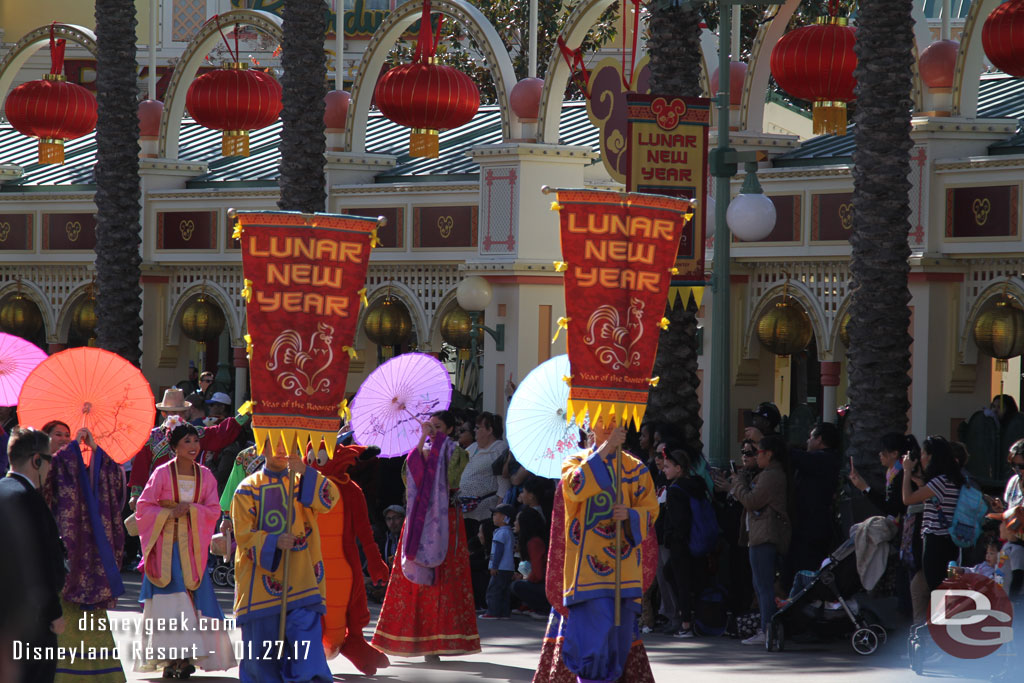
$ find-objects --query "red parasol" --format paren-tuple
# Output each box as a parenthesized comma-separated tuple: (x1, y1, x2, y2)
(0, 332, 48, 406)
(18, 347, 155, 465)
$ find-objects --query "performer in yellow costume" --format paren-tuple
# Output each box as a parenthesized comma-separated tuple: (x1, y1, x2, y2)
(560, 418, 658, 683)
(231, 442, 339, 683)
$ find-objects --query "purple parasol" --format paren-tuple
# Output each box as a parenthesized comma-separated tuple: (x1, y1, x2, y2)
(0, 332, 47, 406)
(350, 352, 453, 457)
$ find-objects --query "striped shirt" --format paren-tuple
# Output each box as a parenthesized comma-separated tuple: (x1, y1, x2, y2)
(921, 475, 960, 536)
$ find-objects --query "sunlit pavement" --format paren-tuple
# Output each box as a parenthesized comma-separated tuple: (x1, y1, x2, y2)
(94, 570, 1009, 682)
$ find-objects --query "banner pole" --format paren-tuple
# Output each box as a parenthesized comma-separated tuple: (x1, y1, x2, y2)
(614, 444, 622, 627)
(279, 463, 296, 641)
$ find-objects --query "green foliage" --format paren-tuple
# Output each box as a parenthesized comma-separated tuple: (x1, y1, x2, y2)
(384, 0, 618, 103)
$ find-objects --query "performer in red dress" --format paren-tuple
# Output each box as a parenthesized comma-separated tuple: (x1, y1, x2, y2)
(372, 412, 480, 660)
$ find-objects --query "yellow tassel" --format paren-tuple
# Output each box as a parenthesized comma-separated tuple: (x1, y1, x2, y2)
(562, 375, 573, 385)
(232, 222, 243, 240)
(343, 345, 358, 360)
(358, 287, 368, 307)
(238, 400, 255, 415)
(553, 261, 568, 272)
(244, 333, 253, 355)
(241, 279, 253, 303)
(369, 229, 381, 248)
(670, 267, 679, 275)
(649, 377, 660, 387)
(551, 316, 570, 343)
(550, 201, 562, 211)
(338, 398, 351, 422)
(813, 101, 848, 136)
(658, 317, 670, 331)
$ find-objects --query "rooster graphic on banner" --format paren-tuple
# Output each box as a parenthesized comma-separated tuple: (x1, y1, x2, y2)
(267, 322, 335, 397)
(583, 298, 645, 371)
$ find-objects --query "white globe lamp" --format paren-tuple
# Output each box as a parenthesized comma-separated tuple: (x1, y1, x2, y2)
(727, 193, 776, 241)
(456, 276, 492, 312)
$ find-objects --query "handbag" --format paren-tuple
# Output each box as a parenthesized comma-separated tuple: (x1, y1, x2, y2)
(124, 512, 139, 537)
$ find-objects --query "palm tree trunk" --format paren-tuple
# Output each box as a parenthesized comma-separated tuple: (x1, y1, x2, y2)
(93, 0, 142, 365)
(645, 3, 705, 455)
(278, 0, 328, 213)
(847, 0, 915, 465)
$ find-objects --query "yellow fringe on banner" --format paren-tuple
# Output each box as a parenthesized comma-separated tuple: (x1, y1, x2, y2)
(566, 399, 648, 431)
(338, 399, 351, 423)
(552, 316, 570, 343)
(244, 334, 253, 355)
(813, 101, 848, 136)
(550, 201, 562, 211)
(358, 287, 368, 307)
(554, 261, 568, 272)
(342, 346, 358, 360)
(692, 287, 705, 309)
(252, 427, 338, 458)
(658, 317, 670, 331)
(241, 279, 254, 303)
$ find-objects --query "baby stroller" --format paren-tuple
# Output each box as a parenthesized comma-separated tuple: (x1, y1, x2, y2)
(209, 528, 236, 588)
(766, 537, 888, 655)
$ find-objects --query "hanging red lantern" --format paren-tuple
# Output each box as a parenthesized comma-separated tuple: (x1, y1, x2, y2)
(373, 0, 480, 158)
(982, 0, 1024, 78)
(4, 26, 97, 164)
(770, 16, 857, 136)
(185, 22, 282, 157)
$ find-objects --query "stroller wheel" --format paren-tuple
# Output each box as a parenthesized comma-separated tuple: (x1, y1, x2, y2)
(227, 567, 235, 588)
(212, 564, 229, 587)
(868, 624, 887, 644)
(851, 627, 879, 655)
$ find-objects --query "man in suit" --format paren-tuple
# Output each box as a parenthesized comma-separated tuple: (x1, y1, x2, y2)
(0, 427, 67, 683)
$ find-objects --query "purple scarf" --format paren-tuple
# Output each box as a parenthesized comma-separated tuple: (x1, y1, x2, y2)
(402, 434, 451, 585)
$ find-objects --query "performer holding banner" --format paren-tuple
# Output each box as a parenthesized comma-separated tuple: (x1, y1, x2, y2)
(547, 188, 691, 683)
(229, 209, 382, 680)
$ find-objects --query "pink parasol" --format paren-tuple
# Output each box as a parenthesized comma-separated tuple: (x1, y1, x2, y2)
(0, 332, 48, 406)
(350, 352, 452, 457)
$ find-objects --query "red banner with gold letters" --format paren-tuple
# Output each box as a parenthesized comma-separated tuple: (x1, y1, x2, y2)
(553, 189, 692, 429)
(235, 210, 381, 452)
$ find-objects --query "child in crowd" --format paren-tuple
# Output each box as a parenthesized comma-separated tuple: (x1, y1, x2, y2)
(470, 519, 495, 610)
(966, 539, 999, 579)
(663, 447, 709, 638)
(482, 504, 517, 619)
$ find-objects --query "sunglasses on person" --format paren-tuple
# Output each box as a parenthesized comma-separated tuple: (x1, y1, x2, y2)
(1012, 461, 1024, 471)
(741, 449, 756, 457)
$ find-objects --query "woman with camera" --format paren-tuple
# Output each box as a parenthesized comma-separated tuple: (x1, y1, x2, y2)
(729, 434, 791, 646)
(902, 435, 964, 591)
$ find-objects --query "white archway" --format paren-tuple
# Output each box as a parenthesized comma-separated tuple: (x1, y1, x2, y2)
(157, 9, 284, 160)
(167, 283, 242, 347)
(744, 281, 829, 362)
(959, 279, 1024, 366)
(345, 0, 518, 154)
(0, 24, 98, 117)
(0, 281, 54, 343)
(357, 283, 428, 351)
(952, 0, 1001, 118)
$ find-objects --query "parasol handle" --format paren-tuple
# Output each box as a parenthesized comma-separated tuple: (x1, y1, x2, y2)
(614, 445, 622, 627)
(278, 469, 296, 641)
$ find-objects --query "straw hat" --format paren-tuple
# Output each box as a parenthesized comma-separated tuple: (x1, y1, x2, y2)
(155, 388, 192, 412)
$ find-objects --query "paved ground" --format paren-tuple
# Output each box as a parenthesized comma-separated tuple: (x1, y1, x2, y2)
(83, 571, 1011, 681)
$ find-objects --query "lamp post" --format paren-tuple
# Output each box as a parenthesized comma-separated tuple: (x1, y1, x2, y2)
(700, 0, 775, 465)
(455, 276, 506, 403)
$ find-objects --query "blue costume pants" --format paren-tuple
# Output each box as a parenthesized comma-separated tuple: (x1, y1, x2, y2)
(239, 606, 332, 683)
(562, 598, 639, 683)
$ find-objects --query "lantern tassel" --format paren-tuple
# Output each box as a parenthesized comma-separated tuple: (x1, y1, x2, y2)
(223, 130, 250, 157)
(813, 101, 848, 136)
(39, 139, 65, 164)
(410, 129, 439, 158)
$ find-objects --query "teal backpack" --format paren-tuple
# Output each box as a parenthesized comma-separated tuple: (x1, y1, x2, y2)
(948, 481, 988, 549)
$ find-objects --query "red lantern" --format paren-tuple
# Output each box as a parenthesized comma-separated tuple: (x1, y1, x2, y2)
(4, 28, 97, 164)
(770, 17, 857, 136)
(983, 0, 1024, 78)
(373, 0, 480, 158)
(186, 63, 282, 157)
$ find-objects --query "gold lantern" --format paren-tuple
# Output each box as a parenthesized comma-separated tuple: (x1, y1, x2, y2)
(180, 296, 226, 342)
(973, 295, 1024, 372)
(440, 306, 482, 350)
(838, 312, 851, 348)
(756, 299, 813, 356)
(0, 294, 43, 338)
(363, 297, 413, 347)
(71, 296, 97, 340)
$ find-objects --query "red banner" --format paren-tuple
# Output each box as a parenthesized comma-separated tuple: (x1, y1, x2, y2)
(553, 189, 692, 428)
(234, 210, 381, 452)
